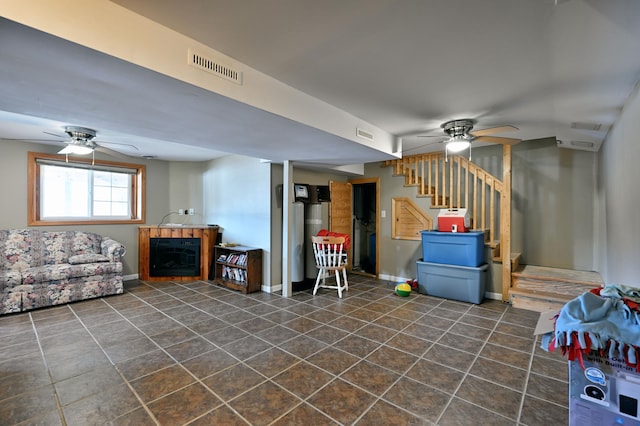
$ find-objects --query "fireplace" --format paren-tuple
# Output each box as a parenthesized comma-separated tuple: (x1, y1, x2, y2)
(150, 238, 201, 277)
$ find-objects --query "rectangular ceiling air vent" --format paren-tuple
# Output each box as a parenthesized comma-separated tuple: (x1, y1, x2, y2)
(570, 140, 595, 148)
(571, 122, 601, 131)
(356, 128, 374, 142)
(188, 49, 242, 85)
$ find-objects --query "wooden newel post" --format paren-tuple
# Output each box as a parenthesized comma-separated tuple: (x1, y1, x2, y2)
(501, 144, 512, 301)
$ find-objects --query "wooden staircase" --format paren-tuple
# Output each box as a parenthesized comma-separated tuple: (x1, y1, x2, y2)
(510, 265, 604, 312)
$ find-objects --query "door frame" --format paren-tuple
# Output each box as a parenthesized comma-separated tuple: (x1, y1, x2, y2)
(349, 177, 380, 278)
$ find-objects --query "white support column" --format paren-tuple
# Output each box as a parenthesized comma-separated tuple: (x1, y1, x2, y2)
(282, 161, 293, 297)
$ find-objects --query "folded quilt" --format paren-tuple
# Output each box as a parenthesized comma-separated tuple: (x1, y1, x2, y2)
(544, 287, 640, 371)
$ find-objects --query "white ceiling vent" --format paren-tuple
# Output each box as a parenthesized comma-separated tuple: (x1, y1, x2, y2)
(188, 49, 242, 85)
(356, 128, 374, 142)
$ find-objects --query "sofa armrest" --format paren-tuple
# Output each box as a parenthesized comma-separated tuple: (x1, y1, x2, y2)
(101, 238, 126, 262)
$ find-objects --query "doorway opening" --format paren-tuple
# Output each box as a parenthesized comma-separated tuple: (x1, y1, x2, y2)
(351, 179, 379, 277)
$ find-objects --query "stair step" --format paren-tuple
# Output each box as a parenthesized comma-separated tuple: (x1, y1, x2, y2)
(509, 265, 603, 313)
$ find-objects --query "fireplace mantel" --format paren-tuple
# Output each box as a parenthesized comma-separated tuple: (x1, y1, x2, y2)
(138, 225, 219, 281)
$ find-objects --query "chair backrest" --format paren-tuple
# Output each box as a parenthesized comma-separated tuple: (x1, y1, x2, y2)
(311, 236, 347, 269)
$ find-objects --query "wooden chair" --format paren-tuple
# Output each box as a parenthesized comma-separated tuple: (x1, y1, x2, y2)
(311, 235, 349, 298)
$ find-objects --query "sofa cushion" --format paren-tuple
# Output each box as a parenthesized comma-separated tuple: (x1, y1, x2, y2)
(70, 232, 102, 256)
(68, 254, 110, 264)
(42, 231, 70, 265)
(21, 262, 122, 284)
(0, 229, 44, 270)
(0, 269, 22, 290)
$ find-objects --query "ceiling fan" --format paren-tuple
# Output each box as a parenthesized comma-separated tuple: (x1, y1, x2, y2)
(409, 119, 521, 160)
(44, 126, 139, 158)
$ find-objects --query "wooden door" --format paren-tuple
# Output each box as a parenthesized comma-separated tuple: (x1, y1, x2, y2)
(329, 181, 352, 267)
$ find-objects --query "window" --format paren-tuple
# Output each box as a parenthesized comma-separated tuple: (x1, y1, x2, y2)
(28, 152, 145, 225)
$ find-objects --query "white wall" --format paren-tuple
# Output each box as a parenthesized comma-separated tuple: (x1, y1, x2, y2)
(203, 155, 272, 289)
(597, 85, 640, 286)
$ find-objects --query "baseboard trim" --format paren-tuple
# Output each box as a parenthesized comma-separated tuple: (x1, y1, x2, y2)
(123, 274, 139, 281)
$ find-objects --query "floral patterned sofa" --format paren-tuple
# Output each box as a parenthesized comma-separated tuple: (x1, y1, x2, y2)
(0, 229, 126, 314)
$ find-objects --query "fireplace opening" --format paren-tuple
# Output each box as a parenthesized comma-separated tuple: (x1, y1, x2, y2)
(150, 238, 201, 277)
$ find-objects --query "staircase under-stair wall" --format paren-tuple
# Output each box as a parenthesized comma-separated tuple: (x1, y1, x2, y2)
(384, 152, 602, 311)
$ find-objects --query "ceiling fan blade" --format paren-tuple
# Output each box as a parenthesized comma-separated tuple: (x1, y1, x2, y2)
(98, 141, 140, 151)
(0, 137, 63, 142)
(43, 131, 67, 138)
(474, 136, 521, 145)
(470, 125, 518, 137)
(95, 146, 130, 159)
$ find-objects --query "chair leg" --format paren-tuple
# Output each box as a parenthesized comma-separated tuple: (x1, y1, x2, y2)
(341, 267, 348, 292)
(335, 270, 343, 298)
(313, 268, 324, 295)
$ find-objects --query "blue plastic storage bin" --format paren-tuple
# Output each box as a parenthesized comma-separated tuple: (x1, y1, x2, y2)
(416, 260, 487, 304)
(421, 230, 485, 267)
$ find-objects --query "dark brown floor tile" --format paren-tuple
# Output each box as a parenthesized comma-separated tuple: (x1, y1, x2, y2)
(0, 366, 50, 401)
(92, 324, 146, 348)
(283, 316, 323, 333)
(0, 339, 41, 362)
(202, 325, 249, 346)
(245, 302, 280, 316)
(364, 301, 397, 314)
(456, 375, 522, 420)
(223, 335, 272, 360)
(278, 334, 327, 358)
(405, 358, 465, 394)
(202, 363, 265, 401)
(304, 308, 341, 323)
(308, 378, 377, 425)
(341, 360, 400, 396)
(246, 347, 299, 378)
(403, 323, 446, 341)
(286, 303, 319, 316)
(489, 330, 535, 352)
(0, 384, 58, 425)
(108, 406, 156, 426)
(149, 325, 197, 348)
(255, 324, 300, 345)
(366, 345, 419, 374)
(354, 323, 398, 343)
(130, 364, 195, 403)
(383, 377, 450, 421)
(272, 361, 333, 398)
(230, 381, 300, 426)
(148, 382, 222, 425)
(437, 332, 485, 354)
(164, 336, 216, 362)
(459, 312, 498, 329)
(1, 328, 37, 347)
(429, 306, 465, 320)
(188, 405, 250, 425)
(19, 408, 64, 426)
(219, 309, 259, 324)
(387, 307, 425, 322)
(62, 383, 140, 425)
(494, 321, 534, 338)
(182, 348, 238, 379)
(349, 307, 386, 322)
(480, 339, 530, 366)
(526, 372, 568, 405)
(103, 336, 159, 363)
(305, 324, 349, 344)
(55, 366, 124, 405)
(385, 333, 432, 356)
(470, 357, 528, 391)
(236, 317, 278, 334)
(307, 346, 360, 376)
(272, 402, 338, 425)
(440, 300, 472, 313)
(438, 397, 515, 426)
(43, 339, 102, 364)
(520, 395, 568, 425)
(327, 315, 367, 333)
(187, 316, 228, 334)
(423, 344, 477, 372)
(530, 354, 569, 382)
(48, 350, 113, 383)
(333, 334, 381, 358)
(355, 399, 428, 425)
(35, 318, 85, 337)
(449, 322, 492, 340)
(126, 311, 171, 327)
(115, 349, 176, 381)
(262, 309, 300, 324)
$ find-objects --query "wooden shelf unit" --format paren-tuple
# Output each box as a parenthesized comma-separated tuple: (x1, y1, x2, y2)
(138, 225, 219, 281)
(213, 245, 262, 294)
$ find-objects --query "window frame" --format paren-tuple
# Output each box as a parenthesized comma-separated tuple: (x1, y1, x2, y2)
(28, 151, 146, 226)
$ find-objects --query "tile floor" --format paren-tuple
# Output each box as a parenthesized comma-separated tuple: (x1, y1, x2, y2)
(0, 275, 569, 425)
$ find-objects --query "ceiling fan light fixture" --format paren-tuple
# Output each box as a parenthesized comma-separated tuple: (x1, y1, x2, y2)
(58, 144, 94, 155)
(445, 136, 471, 153)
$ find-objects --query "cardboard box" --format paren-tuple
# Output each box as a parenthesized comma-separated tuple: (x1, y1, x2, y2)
(416, 260, 487, 304)
(421, 230, 485, 267)
(569, 351, 640, 425)
(437, 208, 470, 232)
